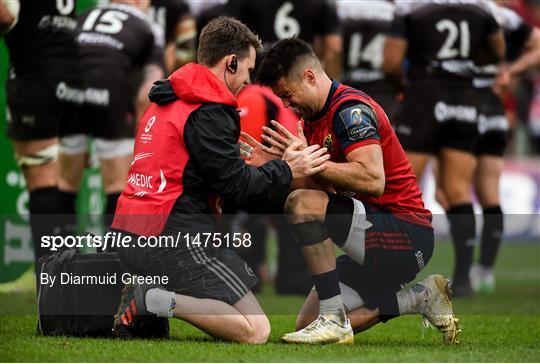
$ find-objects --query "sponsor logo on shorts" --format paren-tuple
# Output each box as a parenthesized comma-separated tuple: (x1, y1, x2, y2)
(434, 102, 477, 123)
(85, 88, 110, 106)
(415, 250, 425, 270)
(245, 263, 255, 277)
(22, 115, 36, 125)
(478, 114, 508, 134)
(56, 82, 85, 105)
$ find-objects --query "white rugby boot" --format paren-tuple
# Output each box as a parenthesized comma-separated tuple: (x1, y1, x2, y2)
(281, 313, 354, 344)
(416, 274, 461, 344)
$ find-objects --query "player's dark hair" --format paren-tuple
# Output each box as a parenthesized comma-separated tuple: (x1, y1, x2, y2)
(197, 16, 262, 67)
(257, 37, 318, 87)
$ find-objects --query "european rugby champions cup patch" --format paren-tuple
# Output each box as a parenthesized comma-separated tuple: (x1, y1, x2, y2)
(338, 104, 378, 141)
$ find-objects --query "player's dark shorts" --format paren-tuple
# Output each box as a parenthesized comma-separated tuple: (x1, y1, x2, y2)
(475, 88, 508, 157)
(63, 69, 137, 139)
(6, 76, 82, 140)
(336, 202, 434, 314)
(394, 81, 480, 154)
(115, 230, 258, 306)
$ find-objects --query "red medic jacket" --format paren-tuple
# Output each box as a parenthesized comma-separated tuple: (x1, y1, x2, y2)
(112, 63, 292, 236)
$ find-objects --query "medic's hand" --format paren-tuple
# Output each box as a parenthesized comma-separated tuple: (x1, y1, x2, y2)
(262, 120, 308, 154)
(239, 132, 280, 167)
(282, 142, 330, 179)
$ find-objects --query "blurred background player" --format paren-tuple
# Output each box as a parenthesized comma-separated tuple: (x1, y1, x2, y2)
(58, 0, 164, 235)
(149, 0, 196, 74)
(336, 0, 401, 120)
(434, 1, 540, 294)
(225, 0, 342, 79)
(383, 0, 505, 296)
(4, 0, 82, 262)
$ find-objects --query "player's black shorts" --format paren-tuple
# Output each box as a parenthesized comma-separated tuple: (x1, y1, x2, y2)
(336, 203, 434, 313)
(394, 82, 480, 154)
(475, 88, 508, 157)
(63, 69, 137, 139)
(116, 230, 259, 306)
(6, 77, 82, 141)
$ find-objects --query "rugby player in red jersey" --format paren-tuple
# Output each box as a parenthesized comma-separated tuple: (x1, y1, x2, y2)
(250, 38, 460, 345)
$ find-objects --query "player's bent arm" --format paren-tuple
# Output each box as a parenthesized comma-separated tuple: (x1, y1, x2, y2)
(508, 27, 540, 78)
(136, 64, 164, 121)
(382, 37, 407, 78)
(316, 144, 385, 197)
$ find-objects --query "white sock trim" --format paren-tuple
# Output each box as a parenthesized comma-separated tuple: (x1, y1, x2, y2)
(145, 288, 176, 318)
(341, 199, 372, 265)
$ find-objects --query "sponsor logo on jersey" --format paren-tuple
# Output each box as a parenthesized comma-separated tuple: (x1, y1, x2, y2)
(396, 125, 411, 136)
(434, 102, 477, 123)
(38, 15, 77, 31)
(145, 116, 157, 132)
(140, 116, 156, 144)
(130, 191, 148, 199)
(131, 152, 154, 165)
(157, 169, 167, 193)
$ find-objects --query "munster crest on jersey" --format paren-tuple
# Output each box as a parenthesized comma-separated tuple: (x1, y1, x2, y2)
(324, 134, 333, 152)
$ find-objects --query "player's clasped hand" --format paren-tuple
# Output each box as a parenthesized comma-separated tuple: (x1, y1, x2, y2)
(261, 120, 308, 155)
(282, 142, 330, 179)
(239, 131, 280, 167)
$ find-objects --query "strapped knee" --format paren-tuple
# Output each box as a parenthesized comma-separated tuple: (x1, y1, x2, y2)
(323, 193, 355, 247)
(290, 221, 329, 247)
(15, 144, 58, 168)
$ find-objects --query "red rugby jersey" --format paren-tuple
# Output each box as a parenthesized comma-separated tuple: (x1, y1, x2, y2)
(303, 81, 432, 227)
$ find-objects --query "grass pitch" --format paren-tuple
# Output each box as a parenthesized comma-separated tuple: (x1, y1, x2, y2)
(1, 242, 539, 362)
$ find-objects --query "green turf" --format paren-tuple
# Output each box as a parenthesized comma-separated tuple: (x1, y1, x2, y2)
(1, 242, 539, 362)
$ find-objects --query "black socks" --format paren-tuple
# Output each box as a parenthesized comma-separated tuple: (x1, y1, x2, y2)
(479, 205, 503, 268)
(447, 203, 476, 283)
